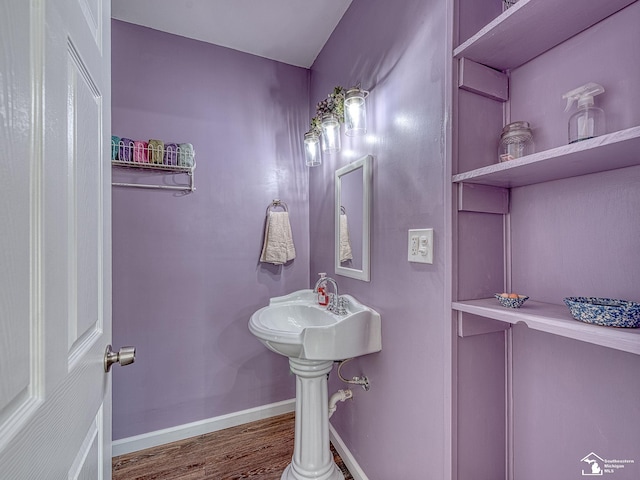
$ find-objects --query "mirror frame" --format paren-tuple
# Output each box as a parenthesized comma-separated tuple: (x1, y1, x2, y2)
(335, 154, 372, 281)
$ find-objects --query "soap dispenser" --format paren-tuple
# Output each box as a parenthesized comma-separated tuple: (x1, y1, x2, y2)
(317, 273, 329, 306)
(562, 82, 606, 144)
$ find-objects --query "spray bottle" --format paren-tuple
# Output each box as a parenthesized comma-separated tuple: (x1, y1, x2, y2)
(562, 82, 605, 144)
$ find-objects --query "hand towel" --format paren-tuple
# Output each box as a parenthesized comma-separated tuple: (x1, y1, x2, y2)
(339, 213, 353, 263)
(119, 138, 134, 162)
(178, 143, 194, 167)
(164, 143, 178, 166)
(260, 211, 296, 265)
(111, 136, 120, 160)
(133, 141, 149, 163)
(148, 139, 164, 165)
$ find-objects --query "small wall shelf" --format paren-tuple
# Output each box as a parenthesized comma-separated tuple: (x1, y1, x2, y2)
(452, 126, 640, 188)
(111, 140, 196, 192)
(453, 299, 640, 355)
(112, 160, 196, 192)
(453, 0, 636, 71)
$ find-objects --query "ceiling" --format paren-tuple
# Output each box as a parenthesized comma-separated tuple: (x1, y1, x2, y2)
(111, 0, 353, 69)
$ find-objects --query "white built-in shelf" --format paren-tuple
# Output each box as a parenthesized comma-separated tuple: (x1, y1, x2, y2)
(453, 298, 640, 355)
(452, 126, 640, 188)
(453, 0, 637, 71)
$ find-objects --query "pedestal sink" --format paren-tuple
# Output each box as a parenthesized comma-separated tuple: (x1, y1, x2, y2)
(249, 289, 381, 480)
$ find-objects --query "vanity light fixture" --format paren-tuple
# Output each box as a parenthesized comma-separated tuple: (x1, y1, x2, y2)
(305, 84, 369, 165)
(344, 86, 369, 136)
(321, 113, 341, 154)
(304, 131, 322, 167)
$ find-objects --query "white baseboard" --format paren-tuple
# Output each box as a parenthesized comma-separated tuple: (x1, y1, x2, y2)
(112, 398, 296, 457)
(329, 423, 369, 480)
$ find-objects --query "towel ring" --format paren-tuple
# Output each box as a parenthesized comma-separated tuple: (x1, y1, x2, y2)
(340, 206, 346, 214)
(266, 199, 288, 214)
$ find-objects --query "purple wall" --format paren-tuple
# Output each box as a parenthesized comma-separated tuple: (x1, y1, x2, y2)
(309, 1, 450, 478)
(509, 3, 640, 153)
(512, 327, 640, 480)
(111, 20, 310, 440)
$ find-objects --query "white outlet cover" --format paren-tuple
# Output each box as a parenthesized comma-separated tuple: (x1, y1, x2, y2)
(408, 229, 433, 264)
(410, 236, 419, 255)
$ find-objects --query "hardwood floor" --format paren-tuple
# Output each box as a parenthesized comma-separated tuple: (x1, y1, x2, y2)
(112, 413, 354, 480)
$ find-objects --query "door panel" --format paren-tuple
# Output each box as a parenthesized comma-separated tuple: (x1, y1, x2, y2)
(69, 408, 102, 480)
(78, 0, 103, 48)
(67, 38, 103, 361)
(0, 0, 112, 477)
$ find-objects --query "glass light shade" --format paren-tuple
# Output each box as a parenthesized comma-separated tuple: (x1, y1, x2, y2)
(321, 114, 341, 154)
(304, 131, 322, 167)
(344, 88, 367, 137)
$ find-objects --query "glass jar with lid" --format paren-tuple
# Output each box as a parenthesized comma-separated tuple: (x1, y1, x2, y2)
(498, 121, 534, 162)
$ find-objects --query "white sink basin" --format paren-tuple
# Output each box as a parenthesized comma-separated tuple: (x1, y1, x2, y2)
(249, 289, 381, 360)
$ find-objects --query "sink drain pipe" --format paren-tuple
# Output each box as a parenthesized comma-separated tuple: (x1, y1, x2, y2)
(329, 389, 353, 418)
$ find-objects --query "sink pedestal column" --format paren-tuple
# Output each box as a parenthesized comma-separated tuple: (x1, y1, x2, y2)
(282, 358, 344, 480)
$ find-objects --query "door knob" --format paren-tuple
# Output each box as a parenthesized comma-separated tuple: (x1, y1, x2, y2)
(104, 344, 136, 372)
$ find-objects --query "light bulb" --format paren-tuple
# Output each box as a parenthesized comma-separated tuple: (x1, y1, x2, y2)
(304, 131, 322, 167)
(321, 114, 341, 154)
(344, 88, 367, 136)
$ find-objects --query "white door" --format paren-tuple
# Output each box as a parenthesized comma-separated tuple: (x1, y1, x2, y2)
(0, 0, 114, 478)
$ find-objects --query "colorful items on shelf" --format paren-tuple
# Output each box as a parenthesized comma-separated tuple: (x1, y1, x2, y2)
(133, 141, 148, 163)
(164, 143, 177, 166)
(495, 293, 529, 308)
(148, 139, 164, 164)
(111, 135, 194, 167)
(563, 297, 640, 328)
(178, 143, 194, 167)
(118, 137, 134, 162)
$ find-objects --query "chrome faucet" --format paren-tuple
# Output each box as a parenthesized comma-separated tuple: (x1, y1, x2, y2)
(322, 277, 348, 316)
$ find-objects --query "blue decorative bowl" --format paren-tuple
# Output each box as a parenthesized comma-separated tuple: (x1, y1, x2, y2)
(495, 294, 529, 308)
(563, 297, 640, 328)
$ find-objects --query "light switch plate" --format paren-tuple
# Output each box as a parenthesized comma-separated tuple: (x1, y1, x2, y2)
(408, 229, 433, 264)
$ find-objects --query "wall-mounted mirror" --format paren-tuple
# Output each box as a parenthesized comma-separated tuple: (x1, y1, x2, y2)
(335, 155, 372, 281)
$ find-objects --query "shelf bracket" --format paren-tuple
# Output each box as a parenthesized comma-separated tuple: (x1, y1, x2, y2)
(458, 183, 509, 214)
(458, 58, 509, 102)
(458, 311, 511, 338)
